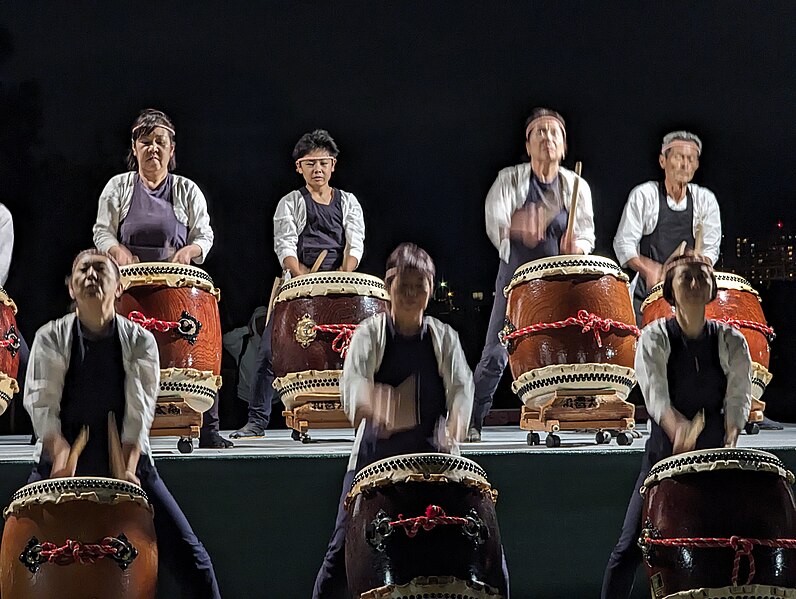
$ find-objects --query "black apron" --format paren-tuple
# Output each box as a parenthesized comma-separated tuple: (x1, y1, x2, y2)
(297, 187, 345, 271)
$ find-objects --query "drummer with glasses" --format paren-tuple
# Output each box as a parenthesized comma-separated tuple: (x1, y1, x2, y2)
(467, 107, 595, 441)
(600, 250, 752, 599)
(231, 129, 365, 438)
(92, 109, 230, 448)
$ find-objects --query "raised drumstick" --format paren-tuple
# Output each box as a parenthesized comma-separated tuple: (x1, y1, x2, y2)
(694, 224, 704, 255)
(665, 241, 688, 264)
(310, 250, 328, 274)
(64, 426, 89, 476)
(564, 161, 582, 253)
(108, 412, 126, 480)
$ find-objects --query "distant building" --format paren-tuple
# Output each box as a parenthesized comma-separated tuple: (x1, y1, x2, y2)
(731, 232, 796, 285)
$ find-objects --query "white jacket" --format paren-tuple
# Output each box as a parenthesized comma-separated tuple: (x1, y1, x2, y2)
(25, 313, 159, 463)
(341, 312, 473, 471)
(93, 172, 214, 264)
(0, 203, 12, 286)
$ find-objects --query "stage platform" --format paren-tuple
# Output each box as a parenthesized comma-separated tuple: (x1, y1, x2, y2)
(2, 424, 796, 598)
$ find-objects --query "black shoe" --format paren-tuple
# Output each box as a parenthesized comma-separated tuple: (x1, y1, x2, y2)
(759, 416, 784, 431)
(199, 432, 235, 448)
(465, 426, 482, 442)
(229, 422, 266, 439)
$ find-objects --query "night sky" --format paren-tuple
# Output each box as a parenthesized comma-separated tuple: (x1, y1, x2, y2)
(1, 2, 794, 331)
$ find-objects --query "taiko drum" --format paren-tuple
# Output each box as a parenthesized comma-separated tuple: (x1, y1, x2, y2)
(0, 477, 158, 599)
(0, 286, 20, 414)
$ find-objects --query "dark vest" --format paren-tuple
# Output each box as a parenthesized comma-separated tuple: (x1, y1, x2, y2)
(296, 187, 345, 270)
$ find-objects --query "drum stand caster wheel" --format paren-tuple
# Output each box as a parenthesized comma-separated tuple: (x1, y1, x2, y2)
(545, 434, 561, 448)
(616, 432, 634, 446)
(291, 430, 301, 441)
(595, 431, 612, 445)
(745, 422, 760, 435)
(527, 432, 541, 446)
(300, 433, 314, 444)
(177, 438, 194, 454)
(631, 429, 643, 439)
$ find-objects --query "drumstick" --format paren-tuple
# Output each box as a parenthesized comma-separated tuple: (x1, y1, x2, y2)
(310, 250, 328, 274)
(564, 161, 583, 251)
(694, 224, 704, 255)
(265, 275, 283, 325)
(64, 426, 89, 476)
(108, 412, 126, 480)
(665, 241, 688, 264)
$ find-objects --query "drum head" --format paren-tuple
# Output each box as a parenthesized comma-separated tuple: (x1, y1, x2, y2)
(275, 271, 390, 303)
(119, 262, 220, 299)
(506, 255, 628, 296)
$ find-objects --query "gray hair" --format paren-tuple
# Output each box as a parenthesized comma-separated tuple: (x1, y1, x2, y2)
(661, 131, 702, 156)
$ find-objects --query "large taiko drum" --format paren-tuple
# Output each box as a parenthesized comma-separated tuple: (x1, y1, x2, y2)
(271, 271, 389, 410)
(641, 272, 775, 404)
(503, 255, 639, 407)
(0, 285, 20, 415)
(0, 477, 158, 599)
(117, 262, 222, 413)
(345, 453, 507, 598)
(639, 448, 796, 598)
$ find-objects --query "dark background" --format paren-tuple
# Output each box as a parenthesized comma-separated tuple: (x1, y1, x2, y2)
(0, 2, 794, 423)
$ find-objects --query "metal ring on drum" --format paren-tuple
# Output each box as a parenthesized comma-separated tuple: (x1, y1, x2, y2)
(503, 255, 639, 405)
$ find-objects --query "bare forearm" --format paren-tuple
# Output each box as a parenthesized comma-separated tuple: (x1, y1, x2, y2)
(342, 255, 359, 272)
(122, 443, 141, 474)
(627, 255, 663, 285)
(282, 256, 307, 278)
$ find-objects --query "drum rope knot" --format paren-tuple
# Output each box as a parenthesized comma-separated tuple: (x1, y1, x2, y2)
(128, 310, 182, 333)
(389, 504, 469, 538)
(501, 310, 640, 348)
(39, 537, 120, 565)
(714, 317, 776, 342)
(641, 535, 796, 586)
(312, 323, 359, 357)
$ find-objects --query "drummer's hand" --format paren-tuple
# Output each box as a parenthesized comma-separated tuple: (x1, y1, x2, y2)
(642, 261, 664, 287)
(123, 470, 141, 486)
(724, 425, 741, 448)
(342, 255, 358, 272)
(559, 231, 582, 255)
(509, 205, 546, 249)
(109, 244, 135, 266)
(172, 244, 201, 265)
(672, 410, 705, 454)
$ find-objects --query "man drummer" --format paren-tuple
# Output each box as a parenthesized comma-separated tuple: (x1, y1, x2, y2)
(467, 107, 595, 441)
(312, 243, 508, 597)
(231, 129, 365, 438)
(600, 250, 752, 599)
(613, 131, 720, 325)
(23, 249, 222, 598)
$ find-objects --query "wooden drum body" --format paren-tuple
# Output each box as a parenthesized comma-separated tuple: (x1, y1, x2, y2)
(271, 272, 389, 437)
(642, 272, 775, 411)
(0, 286, 20, 415)
(345, 453, 506, 598)
(639, 449, 796, 598)
(504, 256, 638, 407)
(0, 477, 158, 599)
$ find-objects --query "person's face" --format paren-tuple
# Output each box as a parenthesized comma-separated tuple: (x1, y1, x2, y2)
(296, 149, 336, 188)
(389, 269, 431, 319)
(525, 118, 566, 163)
(672, 263, 713, 308)
(659, 145, 699, 185)
(68, 254, 122, 304)
(132, 127, 174, 175)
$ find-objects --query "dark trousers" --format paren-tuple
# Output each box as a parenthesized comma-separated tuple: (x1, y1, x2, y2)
(247, 317, 274, 429)
(29, 458, 222, 599)
(200, 392, 220, 436)
(471, 272, 510, 429)
(601, 462, 649, 599)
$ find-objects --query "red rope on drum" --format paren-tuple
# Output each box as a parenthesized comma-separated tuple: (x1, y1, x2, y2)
(389, 505, 469, 538)
(39, 538, 120, 566)
(0, 338, 14, 349)
(128, 310, 182, 333)
(312, 323, 359, 357)
(502, 310, 641, 348)
(714, 318, 776, 341)
(644, 535, 796, 586)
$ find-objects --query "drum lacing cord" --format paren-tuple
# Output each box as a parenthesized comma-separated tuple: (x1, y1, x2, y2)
(128, 310, 182, 333)
(312, 323, 358, 357)
(38, 537, 120, 565)
(714, 317, 776, 342)
(389, 505, 469, 538)
(500, 309, 641, 348)
(642, 535, 796, 586)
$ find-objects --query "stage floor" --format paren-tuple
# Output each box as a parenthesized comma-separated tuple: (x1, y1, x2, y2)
(2, 422, 795, 461)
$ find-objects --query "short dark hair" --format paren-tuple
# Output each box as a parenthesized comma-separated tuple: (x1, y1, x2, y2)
(292, 129, 339, 162)
(127, 109, 177, 170)
(661, 254, 717, 307)
(385, 243, 435, 288)
(70, 249, 121, 282)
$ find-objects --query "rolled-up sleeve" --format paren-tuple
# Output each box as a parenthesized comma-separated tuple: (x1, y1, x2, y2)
(614, 186, 648, 268)
(185, 182, 214, 264)
(342, 193, 366, 263)
(635, 320, 673, 424)
(24, 324, 67, 441)
(0, 205, 13, 286)
(121, 327, 159, 448)
(718, 325, 752, 433)
(93, 177, 126, 253)
(484, 171, 514, 263)
(698, 189, 722, 266)
(273, 193, 302, 267)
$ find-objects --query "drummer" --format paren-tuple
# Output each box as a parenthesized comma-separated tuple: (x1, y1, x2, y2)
(231, 129, 365, 438)
(23, 249, 221, 598)
(92, 109, 230, 448)
(467, 107, 595, 441)
(312, 243, 508, 597)
(613, 131, 720, 325)
(600, 250, 752, 599)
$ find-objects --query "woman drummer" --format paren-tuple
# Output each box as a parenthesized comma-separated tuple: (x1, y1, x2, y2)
(312, 243, 509, 597)
(601, 250, 752, 599)
(92, 109, 229, 448)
